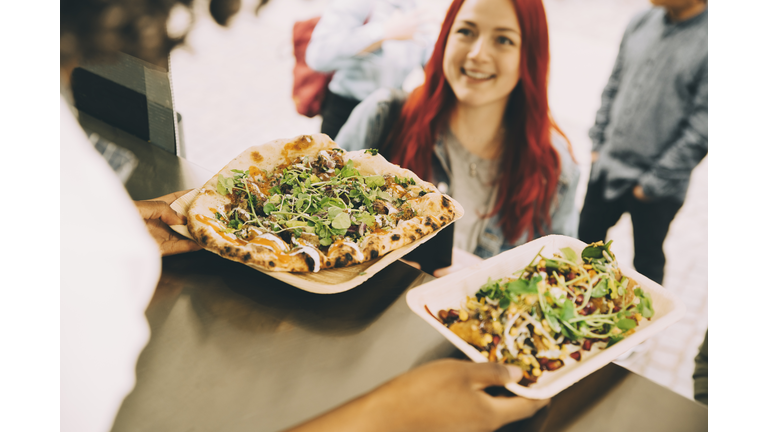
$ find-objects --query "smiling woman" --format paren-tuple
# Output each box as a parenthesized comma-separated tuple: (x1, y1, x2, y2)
(336, 0, 580, 277)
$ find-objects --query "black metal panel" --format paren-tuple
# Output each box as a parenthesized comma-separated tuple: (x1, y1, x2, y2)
(71, 67, 150, 141)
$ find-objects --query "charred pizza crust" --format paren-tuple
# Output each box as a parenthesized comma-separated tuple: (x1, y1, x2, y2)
(187, 134, 459, 272)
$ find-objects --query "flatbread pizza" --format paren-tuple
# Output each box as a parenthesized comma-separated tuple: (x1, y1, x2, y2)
(186, 134, 459, 273)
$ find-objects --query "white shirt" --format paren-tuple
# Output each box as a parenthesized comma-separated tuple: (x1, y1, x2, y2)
(305, 0, 436, 101)
(60, 95, 160, 431)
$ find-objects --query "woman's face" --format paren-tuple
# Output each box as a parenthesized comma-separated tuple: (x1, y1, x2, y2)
(443, 0, 522, 110)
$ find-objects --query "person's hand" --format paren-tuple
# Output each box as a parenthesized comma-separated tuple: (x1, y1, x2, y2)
(382, 9, 427, 41)
(286, 359, 549, 432)
(591, 151, 600, 163)
(374, 360, 550, 432)
(433, 247, 484, 278)
(632, 184, 651, 202)
(134, 190, 202, 256)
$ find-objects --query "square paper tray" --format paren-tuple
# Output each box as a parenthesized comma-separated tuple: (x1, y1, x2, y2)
(406, 235, 686, 399)
(170, 188, 464, 294)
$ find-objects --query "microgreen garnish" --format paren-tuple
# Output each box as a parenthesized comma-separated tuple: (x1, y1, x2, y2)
(212, 152, 430, 251)
(470, 242, 654, 356)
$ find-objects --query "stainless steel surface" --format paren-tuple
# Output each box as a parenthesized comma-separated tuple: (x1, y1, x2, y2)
(533, 363, 708, 432)
(112, 254, 454, 431)
(95, 128, 706, 432)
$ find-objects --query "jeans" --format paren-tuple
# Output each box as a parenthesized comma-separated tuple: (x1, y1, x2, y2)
(320, 91, 361, 140)
(578, 173, 682, 285)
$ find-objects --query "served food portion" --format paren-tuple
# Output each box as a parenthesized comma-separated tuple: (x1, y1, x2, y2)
(187, 134, 459, 273)
(434, 241, 655, 386)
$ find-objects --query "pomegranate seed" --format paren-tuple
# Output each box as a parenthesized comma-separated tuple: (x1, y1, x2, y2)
(583, 340, 593, 351)
(570, 352, 581, 361)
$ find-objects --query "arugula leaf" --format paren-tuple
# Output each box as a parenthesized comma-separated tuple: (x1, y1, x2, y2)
(217, 174, 235, 196)
(499, 296, 511, 309)
(560, 322, 580, 341)
(319, 237, 333, 246)
(331, 212, 351, 230)
(606, 335, 624, 348)
(339, 160, 360, 178)
(592, 278, 608, 297)
(544, 258, 562, 272)
(505, 275, 541, 296)
(560, 247, 579, 263)
(328, 206, 344, 220)
(581, 240, 615, 262)
(376, 190, 393, 202)
(559, 299, 576, 321)
(616, 318, 637, 330)
(477, 278, 503, 300)
(357, 213, 376, 227)
(635, 288, 655, 319)
(365, 175, 386, 188)
(545, 313, 562, 334)
(263, 203, 276, 215)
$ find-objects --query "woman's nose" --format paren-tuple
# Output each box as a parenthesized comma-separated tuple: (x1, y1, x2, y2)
(467, 37, 490, 61)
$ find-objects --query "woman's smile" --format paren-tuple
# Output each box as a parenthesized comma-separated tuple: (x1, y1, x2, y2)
(461, 67, 495, 81)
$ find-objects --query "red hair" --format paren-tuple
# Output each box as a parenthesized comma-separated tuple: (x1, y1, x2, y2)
(383, 0, 573, 243)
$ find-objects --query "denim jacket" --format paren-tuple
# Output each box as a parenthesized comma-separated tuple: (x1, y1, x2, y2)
(336, 88, 580, 258)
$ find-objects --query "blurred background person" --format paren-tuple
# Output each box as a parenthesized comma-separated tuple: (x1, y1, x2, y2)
(578, 0, 707, 285)
(692, 329, 708, 405)
(61, 1, 547, 430)
(336, 0, 580, 277)
(305, 0, 444, 139)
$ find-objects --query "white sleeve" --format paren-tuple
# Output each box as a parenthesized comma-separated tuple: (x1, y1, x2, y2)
(305, 0, 384, 72)
(60, 97, 161, 432)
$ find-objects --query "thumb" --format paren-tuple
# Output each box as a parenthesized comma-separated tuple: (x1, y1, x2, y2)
(467, 362, 523, 389)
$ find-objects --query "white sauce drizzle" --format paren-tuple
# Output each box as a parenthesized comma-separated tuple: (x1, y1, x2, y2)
(384, 202, 399, 215)
(289, 246, 321, 273)
(257, 233, 289, 252)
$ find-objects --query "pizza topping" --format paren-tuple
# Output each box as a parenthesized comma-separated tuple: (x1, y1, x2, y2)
(434, 241, 654, 386)
(211, 152, 433, 269)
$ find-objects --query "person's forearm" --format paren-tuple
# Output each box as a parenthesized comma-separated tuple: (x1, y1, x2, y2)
(283, 387, 389, 432)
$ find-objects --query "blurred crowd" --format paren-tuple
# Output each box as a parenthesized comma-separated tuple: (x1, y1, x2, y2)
(60, 0, 708, 430)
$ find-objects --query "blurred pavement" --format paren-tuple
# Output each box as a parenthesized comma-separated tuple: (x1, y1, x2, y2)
(170, 0, 708, 402)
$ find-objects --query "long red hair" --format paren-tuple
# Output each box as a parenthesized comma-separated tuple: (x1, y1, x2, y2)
(383, 0, 573, 243)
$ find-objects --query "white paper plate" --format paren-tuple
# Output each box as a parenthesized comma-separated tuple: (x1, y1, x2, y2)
(406, 235, 686, 399)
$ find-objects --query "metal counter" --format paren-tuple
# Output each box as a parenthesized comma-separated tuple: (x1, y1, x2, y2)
(91, 119, 706, 432)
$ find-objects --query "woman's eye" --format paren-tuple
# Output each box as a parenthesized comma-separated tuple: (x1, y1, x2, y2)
(498, 36, 514, 46)
(457, 28, 473, 37)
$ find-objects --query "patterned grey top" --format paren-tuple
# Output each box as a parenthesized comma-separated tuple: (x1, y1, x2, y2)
(589, 7, 708, 202)
(439, 129, 499, 253)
